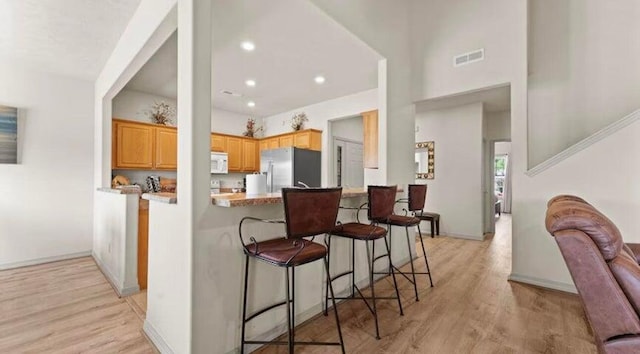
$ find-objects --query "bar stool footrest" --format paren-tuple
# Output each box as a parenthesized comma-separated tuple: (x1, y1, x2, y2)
(245, 340, 342, 346)
(245, 300, 291, 322)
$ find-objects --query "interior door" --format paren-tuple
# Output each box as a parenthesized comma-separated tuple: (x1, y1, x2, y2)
(345, 142, 364, 187)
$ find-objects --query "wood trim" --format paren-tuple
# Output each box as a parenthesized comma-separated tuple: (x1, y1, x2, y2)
(112, 118, 177, 130)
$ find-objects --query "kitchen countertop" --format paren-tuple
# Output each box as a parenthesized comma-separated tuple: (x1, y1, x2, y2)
(142, 188, 403, 206)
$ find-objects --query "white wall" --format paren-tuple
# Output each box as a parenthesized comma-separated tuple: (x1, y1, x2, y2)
(331, 115, 363, 142)
(263, 88, 377, 186)
(93, 191, 140, 295)
(528, 0, 640, 167)
(263, 89, 376, 136)
(113, 89, 250, 135)
(495, 141, 511, 155)
(415, 103, 485, 239)
(410, 0, 521, 101)
(0, 63, 94, 268)
(93, 0, 187, 352)
(485, 110, 510, 141)
(211, 108, 255, 136)
(113, 89, 178, 125)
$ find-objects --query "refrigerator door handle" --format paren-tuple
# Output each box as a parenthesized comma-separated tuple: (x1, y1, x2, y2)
(269, 161, 274, 193)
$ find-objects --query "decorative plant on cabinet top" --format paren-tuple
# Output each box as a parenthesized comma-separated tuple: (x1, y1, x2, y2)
(291, 112, 308, 131)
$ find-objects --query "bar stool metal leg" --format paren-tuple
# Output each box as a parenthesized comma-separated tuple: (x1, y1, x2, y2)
(417, 224, 434, 287)
(323, 236, 331, 316)
(366, 239, 381, 340)
(285, 267, 293, 353)
(384, 236, 403, 316)
(240, 255, 250, 354)
(405, 226, 420, 301)
(324, 257, 346, 354)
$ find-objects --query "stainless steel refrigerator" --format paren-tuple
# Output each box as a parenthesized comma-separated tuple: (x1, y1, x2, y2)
(260, 147, 321, 193)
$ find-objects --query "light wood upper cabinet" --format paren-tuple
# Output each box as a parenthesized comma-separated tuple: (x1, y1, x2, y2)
(113, 121, 154, 169)
(226, 137, 242, 172)
(260, 137, 280, 151)
(155, 127, 178, 170)
(362, 110, 379, 169)
(279, 135, 294, 148)
(242, 139, 259, 172)
(294, 130, 322, 151)
(211, 134, 226, 152)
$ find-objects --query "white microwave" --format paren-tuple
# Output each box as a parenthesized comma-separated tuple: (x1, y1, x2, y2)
(211, 152, 228, 174)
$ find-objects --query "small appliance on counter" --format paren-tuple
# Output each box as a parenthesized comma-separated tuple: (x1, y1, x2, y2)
(210, 179, 221, 194)
(211, 152, 228, 174)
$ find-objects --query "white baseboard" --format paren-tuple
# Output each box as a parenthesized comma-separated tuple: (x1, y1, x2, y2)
(0, 250, 92, 270)
(442, 232, 485, 241)
(143, 320, 175, 354)
(508, 273, 577, 294)
(92, 252, 133, 298)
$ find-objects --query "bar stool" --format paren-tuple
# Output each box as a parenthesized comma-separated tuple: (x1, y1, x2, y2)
(324, 185, 404, 340)
(239, 187, 345, 354)
(379, 184, 434, 301)
(402, 185, 439, 238)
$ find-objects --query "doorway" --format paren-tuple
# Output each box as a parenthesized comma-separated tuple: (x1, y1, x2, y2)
(334, 138, 364, 187)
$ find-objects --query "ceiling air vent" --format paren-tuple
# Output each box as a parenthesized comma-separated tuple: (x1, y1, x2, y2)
(453, 48, 484, 67)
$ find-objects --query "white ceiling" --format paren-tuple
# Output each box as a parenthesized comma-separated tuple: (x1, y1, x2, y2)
(124, 0, 381, 117)
(415, 85, 511, 113)
(0, 0, 141, 81)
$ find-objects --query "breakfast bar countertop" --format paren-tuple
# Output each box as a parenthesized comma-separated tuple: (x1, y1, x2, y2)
(211, 188, 402, 208)
(142, 188, 403, 206)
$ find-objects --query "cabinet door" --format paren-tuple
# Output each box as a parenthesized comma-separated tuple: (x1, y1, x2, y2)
(114, 121, 154, 169)
(242, 139, 258, 172)
(294, 131, 311, 149)
(363, 110, 379, 169)
(155, 127, 178, 170)
(138, 201, 149, 290)
(211, 134, 226, 152)
(259, 139, 269, 151)
(279, 135, 294, 148)
(268, 138, 280, 149)
(227, 137, 242, 171)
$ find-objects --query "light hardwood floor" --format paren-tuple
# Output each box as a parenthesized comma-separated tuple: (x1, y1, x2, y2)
(0, 257, 155, 353)
(254, 215, 597, 354)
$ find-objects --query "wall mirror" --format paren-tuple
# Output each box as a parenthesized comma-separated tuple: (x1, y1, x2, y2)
(415, 141, 434, 179)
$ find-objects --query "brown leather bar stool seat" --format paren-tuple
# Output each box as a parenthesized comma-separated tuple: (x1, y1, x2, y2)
(245, 238, 327, 266)
(378, 184, 434, 302)
(324, 188, 404, 340)
(239, 187, 345, 354)
(332, 222, 387, 240)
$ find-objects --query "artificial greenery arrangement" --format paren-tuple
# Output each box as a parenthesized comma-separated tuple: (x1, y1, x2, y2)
(147, 101, 175, 125)
(291, 112, 308, 131)
(243, 118, 263, 138)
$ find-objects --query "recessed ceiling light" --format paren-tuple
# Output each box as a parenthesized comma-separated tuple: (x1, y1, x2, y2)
(247, 101, 256, 108)
(241, 41, 255, 51)
(314, 76, 326, 84)
(245, 79, 256, 87)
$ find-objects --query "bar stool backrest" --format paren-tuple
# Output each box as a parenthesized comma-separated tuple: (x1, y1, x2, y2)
(408, 184, 427, 212)
(368, 185, 397, 222)
(282, 187, 343, 239)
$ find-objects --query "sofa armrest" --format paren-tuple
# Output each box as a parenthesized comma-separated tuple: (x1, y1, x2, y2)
(604, 336, 640, 353)
(626, 243, 640, 264)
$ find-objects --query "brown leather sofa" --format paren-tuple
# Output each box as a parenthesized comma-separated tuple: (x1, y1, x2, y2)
(546, 195, 640, 353)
